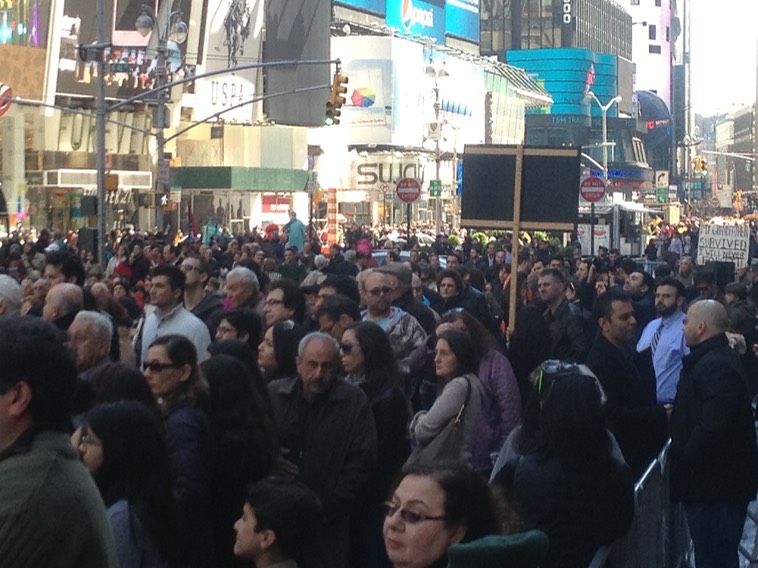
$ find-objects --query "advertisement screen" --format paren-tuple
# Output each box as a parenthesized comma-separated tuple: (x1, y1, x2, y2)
(385, 0, 445, 45)
(54, 0, 199, 100)
(445, 0, 479, 43)
(333, 0, 385, 16)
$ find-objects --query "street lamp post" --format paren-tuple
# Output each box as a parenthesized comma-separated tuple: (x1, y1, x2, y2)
(587, 92, 622, 252)
(136, 2, 188, 234)
(426, 57, 448, 231)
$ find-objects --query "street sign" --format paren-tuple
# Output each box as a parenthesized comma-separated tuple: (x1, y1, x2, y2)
(108, 63, 130, 73)
(158, 160, 171, 187)
(396, 177, 422, 203)
(709, 196, 720, 207)
(655, 170, 669, 189)
(580, 176, 606, 203)
(0, 83, 13, 118)
(430, 179, 442, 197)
(656, 187, 668, 204)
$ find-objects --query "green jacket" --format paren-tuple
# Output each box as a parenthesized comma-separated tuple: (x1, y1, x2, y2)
(0, 429, 117, 568)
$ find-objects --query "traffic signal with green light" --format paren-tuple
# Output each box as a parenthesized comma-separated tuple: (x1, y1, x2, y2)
(325, 72, 348, 126)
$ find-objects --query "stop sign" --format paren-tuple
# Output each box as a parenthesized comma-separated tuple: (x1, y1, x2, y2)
(580, 176, 606, 203)
(396, 177, 422, 203)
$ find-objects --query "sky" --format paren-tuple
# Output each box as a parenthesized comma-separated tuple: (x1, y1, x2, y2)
(689, 0, 758, 116)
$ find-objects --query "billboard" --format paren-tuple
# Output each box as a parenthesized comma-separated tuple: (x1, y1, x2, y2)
(54, 0, 203, 100)
(445, 0, 479, 43)
(333, 0, 385, 16)
(194, 0, 265, 124)
(386, 0, 445, 45)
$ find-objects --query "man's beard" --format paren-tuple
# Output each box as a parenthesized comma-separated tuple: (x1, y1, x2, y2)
(656, 302, 678, 317)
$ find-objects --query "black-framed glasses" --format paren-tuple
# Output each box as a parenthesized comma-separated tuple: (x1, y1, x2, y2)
(142, 361, 182, 372)
(340, 342, 356, 354)
(264, 298, 285, 307)
(383, 502, 446, 524)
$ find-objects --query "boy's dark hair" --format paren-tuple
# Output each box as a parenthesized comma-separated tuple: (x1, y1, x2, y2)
(151, 264, 186, 294)
(316, 294, 361, 324)
(0, 317, 77, 430)
(245, 477, 324, 559)
(593, 288, 631, 323)
(45, 250, 86, 286)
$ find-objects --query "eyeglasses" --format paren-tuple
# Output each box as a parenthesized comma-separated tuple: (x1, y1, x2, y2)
(180, 264, 200, 272)
(367, 286, 392, 297)
(79, 430, 101, 447)
(383, 502, 446, 524)
(340, 342, 356, 354)
(142, 361, 182, 372)
(264, 298, 285, 307)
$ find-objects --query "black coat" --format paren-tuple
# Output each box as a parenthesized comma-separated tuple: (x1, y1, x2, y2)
(670, 333, 758, 503)
(585, 334, 669, 479)
(544, 300, 591, 363)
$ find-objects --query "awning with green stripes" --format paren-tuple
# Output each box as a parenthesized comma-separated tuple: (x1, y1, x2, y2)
(170, 167, 312, 192)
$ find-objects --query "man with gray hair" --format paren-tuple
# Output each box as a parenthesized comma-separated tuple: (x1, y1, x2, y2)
(42, 283, 84, 330)
(68, 311, 113, 420)
(225, 266, 264, 320)
(267, 332, 377, 568)
(671, 300, 758, 568)
(0, 274, 22, 316)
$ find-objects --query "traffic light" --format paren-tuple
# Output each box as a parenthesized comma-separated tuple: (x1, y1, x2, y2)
(693, 158, 703, 173)
(325, 71, 348, 126)
(701, 158, 708, 174)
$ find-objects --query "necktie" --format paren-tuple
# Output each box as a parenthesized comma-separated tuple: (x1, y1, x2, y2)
(650, 320, 664, 354)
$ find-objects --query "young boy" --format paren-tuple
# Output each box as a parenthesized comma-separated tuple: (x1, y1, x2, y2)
(234, 477, 324, 568)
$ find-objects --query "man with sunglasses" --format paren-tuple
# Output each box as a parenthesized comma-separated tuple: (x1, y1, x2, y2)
(360, 270, 426, 373)
(181, 253, 223, 337)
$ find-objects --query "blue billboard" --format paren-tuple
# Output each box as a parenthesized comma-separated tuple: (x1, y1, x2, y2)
(506, 49, 619, 117)
(445, 0, 479, 43)
(333, 0, 385, 16)
(385, 0, 445, 45)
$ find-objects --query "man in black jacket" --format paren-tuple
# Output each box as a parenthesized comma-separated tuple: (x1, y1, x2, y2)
(538, 268, 590, 362)
(671, 300, 758, 568)
(585, 288, 669, 479)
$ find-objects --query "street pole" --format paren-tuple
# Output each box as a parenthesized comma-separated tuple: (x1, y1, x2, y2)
(95, 0, 106, 267)
(588, 92, 621, 251)
(434, 81, 441, 231)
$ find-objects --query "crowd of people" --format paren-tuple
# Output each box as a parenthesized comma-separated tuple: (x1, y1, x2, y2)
(0, 217, 757, 568)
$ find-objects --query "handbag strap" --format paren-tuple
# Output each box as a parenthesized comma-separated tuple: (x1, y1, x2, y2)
(453, 375, 473, 424)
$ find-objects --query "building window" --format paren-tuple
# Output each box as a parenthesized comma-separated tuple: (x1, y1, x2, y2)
(655, 0, 662, 5)
(666, 27, 670, 42)
(649, 45, 662, 54)
(649, 25, 657, 40)
(630, 0, 639, 4)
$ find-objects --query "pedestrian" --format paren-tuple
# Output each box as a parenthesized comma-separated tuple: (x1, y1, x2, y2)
(671, 300, 758, 568)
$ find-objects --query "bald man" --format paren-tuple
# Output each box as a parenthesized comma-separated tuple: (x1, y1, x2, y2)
(671, 300, 758, 568)
(42, 283, 84, 330)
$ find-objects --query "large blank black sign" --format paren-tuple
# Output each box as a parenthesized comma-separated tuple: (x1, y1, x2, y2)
(461, 145, 581, 230)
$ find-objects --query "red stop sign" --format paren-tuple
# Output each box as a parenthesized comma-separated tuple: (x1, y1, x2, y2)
(580, 176, 606, 203)
(396, 178, 422, 203)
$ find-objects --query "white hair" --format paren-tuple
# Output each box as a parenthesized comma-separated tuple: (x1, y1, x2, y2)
(73, 310, 114, 345)
(226, 266, 259, 290)
(314, 255, 327, 269)
(0, 275, 22, 315)
(297, 331, 340, 358)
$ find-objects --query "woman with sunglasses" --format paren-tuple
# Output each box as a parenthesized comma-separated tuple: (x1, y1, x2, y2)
(491, 369, 634, 568)
(77, 401, 175, 568)
(143, 334, 214, 568)
(258, 320, 307, 382)
(411, 329, 487, 467)
(340, 321, 410, 568)
(384, 463, 544, 568)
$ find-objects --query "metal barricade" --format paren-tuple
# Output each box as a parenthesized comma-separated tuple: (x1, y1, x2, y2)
(588, 442, 692, 568)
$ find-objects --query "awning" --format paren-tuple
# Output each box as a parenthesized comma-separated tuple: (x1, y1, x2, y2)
(487, 63, 553, 107)
(170, 167, 312, 192)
